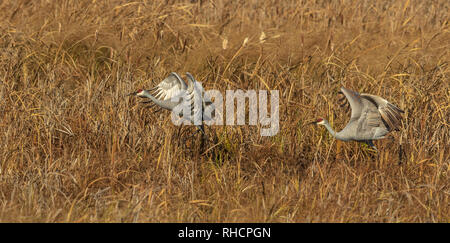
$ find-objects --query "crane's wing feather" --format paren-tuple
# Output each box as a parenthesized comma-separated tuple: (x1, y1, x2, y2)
(360, 94, 404, 131)
(144, 93, 181, 110)
(151, 72, 188, 101)
(357, 99, 384, 134)
(340, 87, 364, 121)
(336, 87, 404, 140)
(337, 92, 351, 113)
(184, 72, 216, 122)
(347, 98, 392, 140)
(139, 72, 216, 123)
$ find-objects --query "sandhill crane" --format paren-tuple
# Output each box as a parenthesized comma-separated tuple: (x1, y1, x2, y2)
(311, 87, 404, 150)
(127, 72, 214, 142)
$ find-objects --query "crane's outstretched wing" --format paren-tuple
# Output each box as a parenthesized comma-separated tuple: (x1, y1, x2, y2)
(184, 72, 216, 122)
(340, 87, 364, 121)
(337, 91, 351, 114)
(150, 72, 188, 101)
(136, 72, 189, 111)
(357, 98, 387, 138)
(136, 72, 216, 124)
(360, 94, 404, 131)
(336, 87, 404, 141)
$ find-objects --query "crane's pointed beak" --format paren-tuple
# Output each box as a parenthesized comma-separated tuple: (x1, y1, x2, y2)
(126, 91, 137, 96)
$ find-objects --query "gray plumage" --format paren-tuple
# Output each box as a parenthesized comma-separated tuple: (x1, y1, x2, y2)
(314, 87, 404, 149)
(127, 72, 215, 133)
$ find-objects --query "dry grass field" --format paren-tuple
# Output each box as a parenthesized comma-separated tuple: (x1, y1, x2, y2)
(0, 0, 448, 222)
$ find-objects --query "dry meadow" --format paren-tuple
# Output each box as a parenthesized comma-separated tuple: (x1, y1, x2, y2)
(0, 0, 448, 222)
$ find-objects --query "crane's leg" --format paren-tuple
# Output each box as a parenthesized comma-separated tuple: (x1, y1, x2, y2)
(364, 140, 378, 152)
(181, 124, 206, 147)
(175, 124, 184, 148)
(198, 124, 206, 153)
(398, 143, 407, 165)
(196, 124, 206, 136)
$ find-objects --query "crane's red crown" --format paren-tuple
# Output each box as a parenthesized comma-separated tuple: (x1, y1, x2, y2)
(137, 89, 143, 93)
(316, 118, 323, 123)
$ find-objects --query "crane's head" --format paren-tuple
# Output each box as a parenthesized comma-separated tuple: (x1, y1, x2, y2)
(308, 118, 327, 126)
(127, 89, 146, 97)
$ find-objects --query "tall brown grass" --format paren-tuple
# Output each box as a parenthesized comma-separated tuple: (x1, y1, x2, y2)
(0, 0, 448, 222)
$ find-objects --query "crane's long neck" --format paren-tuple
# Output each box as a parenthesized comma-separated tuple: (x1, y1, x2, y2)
(322, 121, 347, 141)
